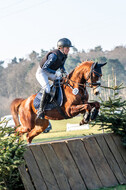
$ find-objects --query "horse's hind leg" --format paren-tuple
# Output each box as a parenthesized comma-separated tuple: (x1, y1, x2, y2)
(16, 125, 28, 134)
(15, 125, 29, 140)
(27, 119, 49, 143)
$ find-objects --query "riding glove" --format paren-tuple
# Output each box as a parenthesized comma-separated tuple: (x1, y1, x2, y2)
(55, 70, 62, 77)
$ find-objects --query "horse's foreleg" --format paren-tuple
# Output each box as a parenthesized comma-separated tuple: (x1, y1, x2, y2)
(79, 101, 100, 125)
(89, 101, 100, 109)
(68, 104, 92, 123)
(89, 101, 100, 120)
(69, 104, 92, 115)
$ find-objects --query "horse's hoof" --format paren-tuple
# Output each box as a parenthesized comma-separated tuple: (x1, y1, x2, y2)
(83, 112, 90, 123)
(90, 108, 98, 120)
(80, 119, 85, 125)
(80, 118, 88, 125)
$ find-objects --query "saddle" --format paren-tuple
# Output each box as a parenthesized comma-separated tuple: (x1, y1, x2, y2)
(33, 79, 63, 111)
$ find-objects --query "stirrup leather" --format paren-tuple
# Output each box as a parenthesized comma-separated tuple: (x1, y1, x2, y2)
(37, 109, 45, 119)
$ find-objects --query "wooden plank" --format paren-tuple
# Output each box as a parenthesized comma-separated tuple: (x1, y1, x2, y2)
(83, 136, 118, 187)
(41, 143, 71, 190)
(52, 141, 87, 190)
(18, 163, 35, 190)
(30, 145, 59, 190)
(104, 134, 126, 179)
(95, 134, 126, 184)
(24, 148, 47, 190)
(111, 134, 126, 163)
(20, 134, 126, 190)
(67, 139, 102, 190)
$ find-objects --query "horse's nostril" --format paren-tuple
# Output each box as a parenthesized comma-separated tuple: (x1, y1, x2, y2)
(93, 86, 101, 95)
(95, 91, 99, 95)
(94, 89, 99, 95)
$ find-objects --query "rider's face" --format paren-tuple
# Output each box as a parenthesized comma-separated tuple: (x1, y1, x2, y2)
(63, 47, 70, 55)
(61, 47, 70, 55)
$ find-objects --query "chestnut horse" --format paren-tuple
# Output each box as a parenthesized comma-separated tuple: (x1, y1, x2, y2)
(10, 61, 107, 143)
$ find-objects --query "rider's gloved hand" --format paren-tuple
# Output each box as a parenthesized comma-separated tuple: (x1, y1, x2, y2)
(55, 70, 62, 77)
(63, 71, 68, 76)
(61, 70, 68, 77)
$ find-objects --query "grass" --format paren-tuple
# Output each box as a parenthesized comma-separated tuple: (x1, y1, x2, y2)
(98, 185, 126, 190)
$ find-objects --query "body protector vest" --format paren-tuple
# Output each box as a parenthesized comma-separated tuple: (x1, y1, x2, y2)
(39, 49, 67, 71)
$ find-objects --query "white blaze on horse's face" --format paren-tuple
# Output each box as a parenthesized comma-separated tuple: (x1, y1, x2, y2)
(93, 80, 101, 95)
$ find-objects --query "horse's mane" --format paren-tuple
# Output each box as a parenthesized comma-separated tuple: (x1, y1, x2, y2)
(68, 69, 74, 79)
(67, 61, 93, 79)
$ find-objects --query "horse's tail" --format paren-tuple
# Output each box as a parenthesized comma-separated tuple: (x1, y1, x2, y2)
(10, 98, 24, 127)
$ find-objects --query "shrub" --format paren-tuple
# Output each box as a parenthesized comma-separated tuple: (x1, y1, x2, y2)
(92, 84, 126, 146)
(0, 119, 26, 190)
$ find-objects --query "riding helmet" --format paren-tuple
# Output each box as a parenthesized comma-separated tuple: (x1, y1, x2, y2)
(57, 38, 73, 48)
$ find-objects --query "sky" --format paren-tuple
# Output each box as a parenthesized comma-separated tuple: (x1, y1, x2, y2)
(0, 0, 126, 62)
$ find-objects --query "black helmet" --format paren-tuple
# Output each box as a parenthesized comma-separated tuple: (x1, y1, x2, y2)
(57, 38, 73, 48)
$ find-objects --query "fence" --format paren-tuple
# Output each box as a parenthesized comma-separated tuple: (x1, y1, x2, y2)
(19, 133, 126, 190)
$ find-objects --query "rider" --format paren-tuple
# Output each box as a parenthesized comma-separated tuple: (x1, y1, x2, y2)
(36, 38, 73, 119)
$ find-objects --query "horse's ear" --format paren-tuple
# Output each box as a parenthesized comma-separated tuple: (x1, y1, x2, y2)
(92, 62, 98, 69)
(99, 62, 107, 67)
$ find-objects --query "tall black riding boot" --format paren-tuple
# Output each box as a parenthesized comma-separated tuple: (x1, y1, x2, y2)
(37, 90, 48, 119)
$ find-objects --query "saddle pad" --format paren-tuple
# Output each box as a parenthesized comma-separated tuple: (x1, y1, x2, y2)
(33, 87, 63, 111)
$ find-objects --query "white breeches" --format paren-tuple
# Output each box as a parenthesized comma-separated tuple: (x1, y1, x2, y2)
(36, 66, 57, 93)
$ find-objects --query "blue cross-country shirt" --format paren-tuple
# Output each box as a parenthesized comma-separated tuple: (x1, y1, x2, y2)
(42, 53, 66, 74)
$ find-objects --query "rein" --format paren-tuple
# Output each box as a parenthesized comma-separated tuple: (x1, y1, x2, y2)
(63, 65, 102, 89)
(50, 63, 102, 118)
(54, 62, 102, 89)
(52, 62, 102, 104)
(60, 63, 102, 102)
(64, 78, 100, 88)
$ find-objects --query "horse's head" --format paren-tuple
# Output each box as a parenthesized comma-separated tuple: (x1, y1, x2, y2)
(67, 61, 107, 96)
(84, 61, 107, 95)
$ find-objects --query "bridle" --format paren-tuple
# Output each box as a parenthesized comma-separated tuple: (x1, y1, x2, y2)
(85, 62, 102, 87)
(63, 62, 102, 90)
(51, 62, 102, 107)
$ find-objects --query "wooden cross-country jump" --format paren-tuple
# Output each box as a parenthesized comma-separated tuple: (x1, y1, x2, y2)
(19, 133, 126, 190)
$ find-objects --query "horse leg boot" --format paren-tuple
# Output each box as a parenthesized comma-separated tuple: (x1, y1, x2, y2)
(90, 107, 99, 120)
(90, 102, 100, 120)
(83, 111, 90, 123)
(37, 90, 49, 119)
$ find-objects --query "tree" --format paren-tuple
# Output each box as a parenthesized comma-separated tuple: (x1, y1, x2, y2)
(72, 46, 78, 54)
(11, 57, 18, 64)
(50, 47, 55, 51)
(81, 49, 85, 53)
(92, 84, 126, 146)
(0, 119, 26, 189)
(0, 61, 4, 72)
(40, 49, 48, 58)
(65, 55, 81, 72)
(97, 56, 107, 63)
(0, 60, 4, 66)
(94, 46, 102, 52)
(102, 58, 126, 87)
(29, 51, 39, 61)
(19, 58, 24, 63)
(89, 46, 103, 52)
